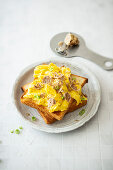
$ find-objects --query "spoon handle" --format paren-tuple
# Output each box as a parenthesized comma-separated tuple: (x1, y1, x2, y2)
(78, 47, 113, 71)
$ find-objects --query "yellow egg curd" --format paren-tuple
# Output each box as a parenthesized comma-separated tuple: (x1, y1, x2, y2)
(23, 63, 87, 112)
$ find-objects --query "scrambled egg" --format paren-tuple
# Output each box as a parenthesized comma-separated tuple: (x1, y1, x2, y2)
(23, 63, 86, 112)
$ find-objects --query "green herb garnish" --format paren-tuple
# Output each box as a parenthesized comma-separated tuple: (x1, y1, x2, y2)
(15, 129, 20, 134)
(50, 67, 53, 71)
(62, 96, 64, 100)
(79, 109, 85, 116)
(34, 95, 40, 99)
(32, 116, 37, 121)
(55, 86, 60, 90)
(10, 130, 14, 133)
(72, 77, 76, 80)
(19, 126, 23, 130)
(81, 96, 86, 100)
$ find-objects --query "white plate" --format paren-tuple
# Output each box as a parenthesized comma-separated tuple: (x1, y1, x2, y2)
(12, 58, 101, 133)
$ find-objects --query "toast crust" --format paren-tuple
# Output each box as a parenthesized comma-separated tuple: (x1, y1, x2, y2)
(37, 108, 56, 124)
(68, 98, 87, 113)
(71, 74, 88, 87)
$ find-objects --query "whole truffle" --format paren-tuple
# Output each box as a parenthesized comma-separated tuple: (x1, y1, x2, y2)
(64, 33, 79, 46)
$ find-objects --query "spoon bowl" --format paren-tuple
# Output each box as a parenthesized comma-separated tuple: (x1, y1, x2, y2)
(50, 32, 113, 70)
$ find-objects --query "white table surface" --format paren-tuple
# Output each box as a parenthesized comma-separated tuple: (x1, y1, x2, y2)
(0, 0, 113, 169)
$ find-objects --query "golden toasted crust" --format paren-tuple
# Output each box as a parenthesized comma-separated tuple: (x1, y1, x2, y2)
(67, 98, 87, 113)
(21, 83, 31, 92)
(37, 108, 56, 124)
(71, 74, 88, 87)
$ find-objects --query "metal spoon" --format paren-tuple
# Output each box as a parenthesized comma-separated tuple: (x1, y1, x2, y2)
(50, 32, 113, 71)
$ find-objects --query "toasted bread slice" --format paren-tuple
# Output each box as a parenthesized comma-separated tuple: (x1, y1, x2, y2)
(21, 91, 72, 120)
(21, 84, 56, 124)
(68, 97, 87, 113)
(21, 92, 87, 124)
(21, 74, 88, 121)
(21, 87, 87, 124)
(21, 83, 31, 92)
(37, 98, 87, 123)
(37, 108, 56, 124)
(21, 88, 87, 124)
(71, 74, 88, 87)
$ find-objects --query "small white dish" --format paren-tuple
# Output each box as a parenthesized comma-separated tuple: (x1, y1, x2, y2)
(12, 58, 101, 133)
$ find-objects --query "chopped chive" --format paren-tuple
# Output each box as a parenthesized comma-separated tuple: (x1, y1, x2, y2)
(62, 96, 64, 100)
(32, 116, 37, 121)
(15, 129, 20, 134)
(50, 67, 53, 71)
(55, 86, 60, 90)
(34, 95, 40, 99)
(79, 109, 85, 116)
(10, 130, 14, 133)
(72, 77, 76, 80)
(19, 126, 23, 130)
(81, 96, 86, 100)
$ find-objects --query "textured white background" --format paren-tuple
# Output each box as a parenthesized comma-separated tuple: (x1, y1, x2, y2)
(0, 0, 113, 170)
